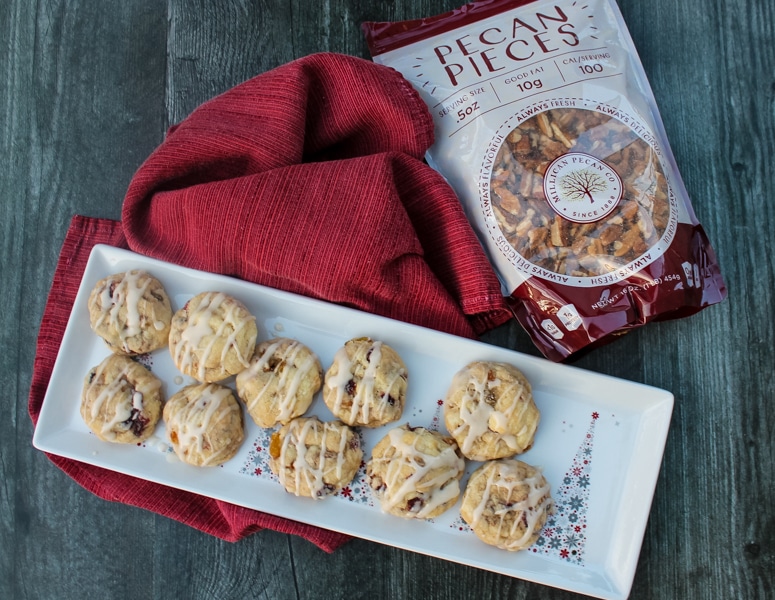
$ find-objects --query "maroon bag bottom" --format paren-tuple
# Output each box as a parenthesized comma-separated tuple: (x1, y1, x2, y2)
(508, 222, 727, 361)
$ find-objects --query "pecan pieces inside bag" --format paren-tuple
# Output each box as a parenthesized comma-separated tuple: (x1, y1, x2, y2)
(491, 108, 670, 278)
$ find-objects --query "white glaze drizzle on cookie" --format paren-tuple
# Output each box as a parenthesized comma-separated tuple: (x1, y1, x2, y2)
(85, 358, 160, 440)
(449, 366, 528, 455)
(172, 292, 255, 381)
(236, 339, 318, 423)
(93, 270, 152, 351)
(372, 427, 464, 519)
(278, 419, 351, 498)
(165, 384, 239, 466)
(470, 461, 553, 551)
(327, 341, 405, 425)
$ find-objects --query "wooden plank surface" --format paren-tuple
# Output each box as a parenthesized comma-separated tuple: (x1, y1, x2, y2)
(2, 1, 773, 598)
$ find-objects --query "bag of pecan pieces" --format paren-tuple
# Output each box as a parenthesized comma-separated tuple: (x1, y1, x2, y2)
(363, 0, 726, 361)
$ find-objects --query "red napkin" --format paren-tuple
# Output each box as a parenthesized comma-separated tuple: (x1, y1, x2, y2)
(123, 52, 510, 336)
(29, 52, 511, 549)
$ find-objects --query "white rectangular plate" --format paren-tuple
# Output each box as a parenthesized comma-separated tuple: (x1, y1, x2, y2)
(34, 245, 673, 600)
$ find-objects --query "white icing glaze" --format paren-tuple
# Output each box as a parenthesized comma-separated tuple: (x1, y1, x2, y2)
(373, 427, 464, 518)
(85, 358, 160, 439)
(172, 292, 255, 381)
(278, 419, 351, 499)
(470, 461, 553, 550)
(326, 341, 404, 424)
(145, 434, 169, 454)
(166, 384, 239, 466)
(93, 270, 152, 351)
(236, 339, 318, 423)
(450, 366, 527, 455)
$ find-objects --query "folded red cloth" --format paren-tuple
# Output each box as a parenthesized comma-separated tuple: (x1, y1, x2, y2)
(123, 52, 510, 336)
(30, 52, 511, 549)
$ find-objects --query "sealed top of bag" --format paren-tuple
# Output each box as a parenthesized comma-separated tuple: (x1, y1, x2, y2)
(364, 0, 725, 361)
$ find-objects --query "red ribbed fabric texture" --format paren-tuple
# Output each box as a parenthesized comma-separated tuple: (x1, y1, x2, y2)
(30, 53, 510, 549)
(123, 52, 510, 335)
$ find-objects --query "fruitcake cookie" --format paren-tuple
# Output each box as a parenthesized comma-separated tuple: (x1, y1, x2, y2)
(460, 459, 554, 551)
(88, 270, 172, 355)
(80, 354, 163, 443)
(444, 361, 539, 461)
(268, 416, 362, 498)
(169, 291, 257, 382)
(163, 383, 245, 467)
(366, 424, 465, 520)
(235, 338, 323, 428)
(323, 337, 407, 428)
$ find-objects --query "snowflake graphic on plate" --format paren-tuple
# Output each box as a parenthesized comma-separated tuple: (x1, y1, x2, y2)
(134, 353, 153, 369)
(239, 428, 278, 481)
(449, 411, 599, 567)
(240, 427, 374, 506)
(406, 397, 444, 432)
(530, 412, 598, 564)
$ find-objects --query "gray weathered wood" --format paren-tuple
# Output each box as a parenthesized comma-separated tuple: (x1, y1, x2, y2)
(2, 1, 773, 598)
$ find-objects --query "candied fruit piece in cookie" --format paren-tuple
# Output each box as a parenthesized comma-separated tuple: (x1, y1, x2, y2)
(323, 337, 407, 427)
(444, 361, 539, 461)
(88, 270, 172, 355)
(269, 416, 362, 499)
(81, 354, 163, 443)
(169, 291, 257, 382)
(366, 424, 465, 519)
(163, 383, 244, 467)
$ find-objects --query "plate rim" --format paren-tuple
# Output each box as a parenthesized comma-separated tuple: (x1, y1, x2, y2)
(33, 243, 674, 600)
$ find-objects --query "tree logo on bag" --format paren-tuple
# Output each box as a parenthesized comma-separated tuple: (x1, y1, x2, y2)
(543, 152, 623, 223)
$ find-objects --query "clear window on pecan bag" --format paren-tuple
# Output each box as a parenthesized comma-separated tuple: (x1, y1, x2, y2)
(364, 0, 726, 361)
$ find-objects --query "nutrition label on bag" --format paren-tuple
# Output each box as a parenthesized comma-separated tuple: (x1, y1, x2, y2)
(402, 3, 630, 138)
(437, 45, 624, 138)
